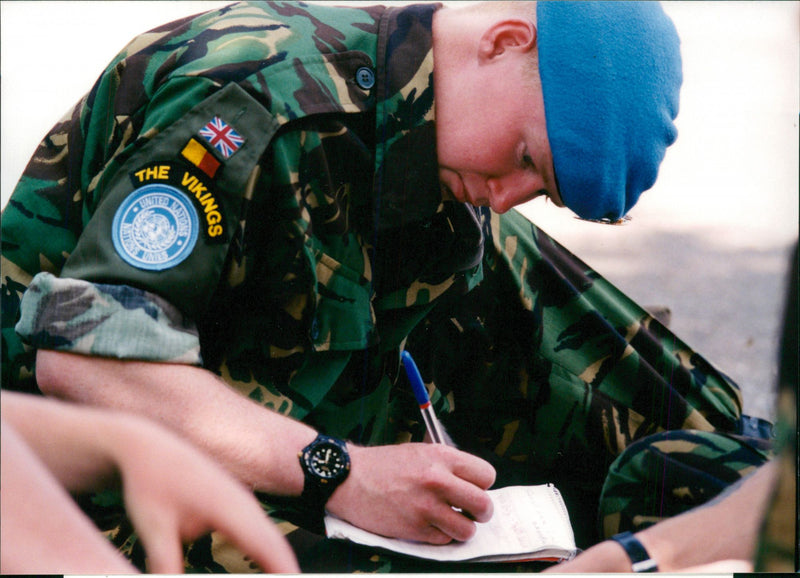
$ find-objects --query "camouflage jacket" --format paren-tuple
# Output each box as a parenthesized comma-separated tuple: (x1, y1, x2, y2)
(3, 1, 745, 456)
(3, 1, 487, 443)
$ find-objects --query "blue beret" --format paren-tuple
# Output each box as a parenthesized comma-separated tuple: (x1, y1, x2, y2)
(537, 1, 682, 221)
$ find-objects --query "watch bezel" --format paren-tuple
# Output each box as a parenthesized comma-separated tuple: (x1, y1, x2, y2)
(300, 435, 351, 484)
(303, 438, 350, 481)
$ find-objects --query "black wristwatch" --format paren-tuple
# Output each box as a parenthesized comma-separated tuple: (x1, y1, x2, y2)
(610, 531, 658, 572)
(298, 433, 351, 516)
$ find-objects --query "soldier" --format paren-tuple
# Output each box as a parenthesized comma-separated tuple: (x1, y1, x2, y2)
(1, 1, 771, 572)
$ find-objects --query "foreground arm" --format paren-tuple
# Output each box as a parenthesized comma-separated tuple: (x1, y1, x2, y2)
(35, 350, 496, 544)
(545, 460, 777, 572)
(1, 391, 299, 574)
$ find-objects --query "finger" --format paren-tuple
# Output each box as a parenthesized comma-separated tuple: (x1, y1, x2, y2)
(235, 524, 300, 573)
(441, 476, 494, 523)
(428, 503, 480, 543)
(123, 491, 187, 574)
(416, 521, 458, 545)
(136, 527, 185, 574)
(218, 514, 299, 573)
(194, 487, 300, 573)
(448, 449, 497, 490)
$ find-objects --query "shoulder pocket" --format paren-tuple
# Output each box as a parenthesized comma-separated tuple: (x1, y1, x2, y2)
(62, 83, 278, 319)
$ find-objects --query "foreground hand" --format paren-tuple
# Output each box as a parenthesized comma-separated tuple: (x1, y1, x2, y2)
(1, 419, 138, 574)
(326, 442, 496, 544)
(2, 392, 299, 574)
(113, 415, 300, 573)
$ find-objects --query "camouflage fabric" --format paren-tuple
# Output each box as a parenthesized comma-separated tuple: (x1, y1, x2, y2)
(598, 429, 771, 538)
(1, 1, 772, 573)
(403, 209, 770, 548)
(753, 243, 798, 572)
(753, 387, 798, 572)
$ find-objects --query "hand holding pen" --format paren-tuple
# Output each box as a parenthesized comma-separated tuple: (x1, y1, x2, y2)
(323, 350, 495, 543)
(402, 350, 490, 520)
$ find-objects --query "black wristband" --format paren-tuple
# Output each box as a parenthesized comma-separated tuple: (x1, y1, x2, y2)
(610, 531, 658, 572)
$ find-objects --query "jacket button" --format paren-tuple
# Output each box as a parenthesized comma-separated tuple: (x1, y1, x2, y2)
(355, 67, 375, 90)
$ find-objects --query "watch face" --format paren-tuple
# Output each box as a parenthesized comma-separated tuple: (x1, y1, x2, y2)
(306, 441, 349, 480)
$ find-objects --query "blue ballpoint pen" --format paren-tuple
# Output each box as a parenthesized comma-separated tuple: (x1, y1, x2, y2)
(401, 350, 448, 445)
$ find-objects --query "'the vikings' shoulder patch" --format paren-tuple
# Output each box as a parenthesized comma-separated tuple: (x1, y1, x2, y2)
(112, 183, 199, 271)
(113, 162, 229, 270)
(130, 162, 227, 241)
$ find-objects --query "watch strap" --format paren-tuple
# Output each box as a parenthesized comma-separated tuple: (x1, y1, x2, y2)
(610, 531, 658, 572)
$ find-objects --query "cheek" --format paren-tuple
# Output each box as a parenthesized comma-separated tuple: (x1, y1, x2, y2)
(438, 123, 517, 172)
(459, 139, 514, 172)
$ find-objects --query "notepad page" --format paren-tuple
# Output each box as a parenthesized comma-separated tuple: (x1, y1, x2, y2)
(324, 484, 577, 562)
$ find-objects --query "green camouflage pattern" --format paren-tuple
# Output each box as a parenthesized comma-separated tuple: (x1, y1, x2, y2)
(1, 1, 773, 573)
(598, 429, 771, 538)
(753, 387, 797, 572)
(16, 273, 202, 364)
(754, 243, 797, 572)
(401, 209, 769, 548)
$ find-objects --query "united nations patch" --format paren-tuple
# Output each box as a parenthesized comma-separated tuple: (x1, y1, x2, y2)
(112, 184, 199, 271)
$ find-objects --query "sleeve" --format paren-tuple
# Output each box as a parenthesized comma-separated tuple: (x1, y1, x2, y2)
(15, 81, 279, 362)
(16, 272, 203, 364)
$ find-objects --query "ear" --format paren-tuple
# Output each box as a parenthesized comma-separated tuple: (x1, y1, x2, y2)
(478, 19, 537, 61)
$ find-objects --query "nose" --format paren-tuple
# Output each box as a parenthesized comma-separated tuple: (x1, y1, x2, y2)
(486, 171, 545, 205)
(487, 170, 543, 196)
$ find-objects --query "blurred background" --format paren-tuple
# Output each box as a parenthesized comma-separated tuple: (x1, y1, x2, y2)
(2, 1, 798, 420)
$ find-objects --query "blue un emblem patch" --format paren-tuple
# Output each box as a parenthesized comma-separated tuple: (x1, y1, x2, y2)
(112, 184, 199, 271)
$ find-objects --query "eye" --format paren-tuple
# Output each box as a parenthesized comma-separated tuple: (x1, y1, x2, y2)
(519, 146, 536, 171)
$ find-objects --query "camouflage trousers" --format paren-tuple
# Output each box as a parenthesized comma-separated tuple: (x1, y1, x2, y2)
(79, 212, 773, 572)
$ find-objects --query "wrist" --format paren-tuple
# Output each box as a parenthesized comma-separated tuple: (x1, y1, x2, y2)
(610, 531, 658, 572)
(324, 441, 361, 515)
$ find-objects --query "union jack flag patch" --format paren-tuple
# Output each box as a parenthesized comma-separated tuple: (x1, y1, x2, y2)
(198, 116, 245, 159)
